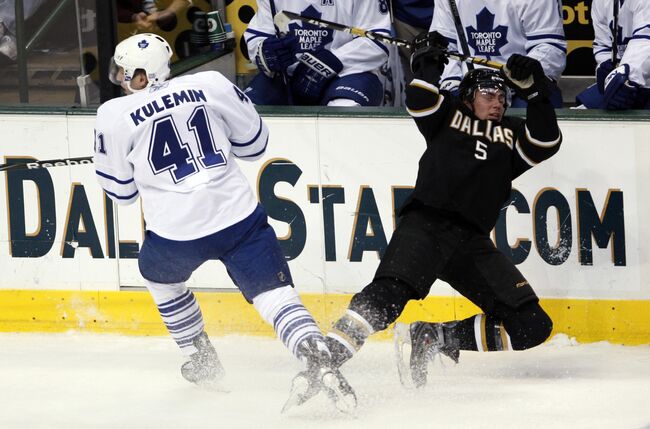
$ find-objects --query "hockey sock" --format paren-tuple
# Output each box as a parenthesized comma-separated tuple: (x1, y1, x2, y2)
(326, 309, 374, 367)
(252, 285, 325, 359)
(499, 301, 553, 350)
(145, 280, 206, 356)
(327, 277, 418, 367)
(444, 314, 511, 352)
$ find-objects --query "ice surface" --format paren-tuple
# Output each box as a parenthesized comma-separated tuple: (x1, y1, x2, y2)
(0, 333, 648, 429)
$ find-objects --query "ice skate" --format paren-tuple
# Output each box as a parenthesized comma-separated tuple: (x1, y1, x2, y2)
(282, 337, 357, 414)
(394, 322, 459, 388)
(283, 366, 357, 414)
(181, 331, 225, 389)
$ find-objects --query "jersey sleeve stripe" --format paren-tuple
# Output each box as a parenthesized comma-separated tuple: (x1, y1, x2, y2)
(244, 28, 275, 42)
(237, 135, 269, 158)
(631, 35, 650, 41)
(526, 43, 566, 54)
(515, 140, 537, 167)
(367, 28, 391, 55)
(633, 24, 650, 35)
(230, 117, 263, 147)
(524, 125, 561, 148)
(102, 188, 139, 201)
(406, 79, 445, 117)
(96, 169, 134, 184)
(526, 34, 566, 41)
(410, 79, 439, 94)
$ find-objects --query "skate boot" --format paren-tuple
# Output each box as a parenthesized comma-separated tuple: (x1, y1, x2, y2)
(283, 337, 357, 414)
(394, 322, 460, 388)
(180, 331, 225, 387)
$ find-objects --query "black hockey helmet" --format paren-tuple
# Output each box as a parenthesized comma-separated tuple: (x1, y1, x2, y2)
(458, 68, 510, 107)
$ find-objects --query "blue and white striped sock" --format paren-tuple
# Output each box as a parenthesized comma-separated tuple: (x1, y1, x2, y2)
(253, 285, 323, 358)
(145, 280, 205, 355)
(273, 302, 323, 357)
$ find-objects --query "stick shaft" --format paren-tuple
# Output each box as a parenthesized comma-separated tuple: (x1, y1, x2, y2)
(278, 11, 503, 70)
(448, 0, 475, 70)
(612, 0, 619, 65)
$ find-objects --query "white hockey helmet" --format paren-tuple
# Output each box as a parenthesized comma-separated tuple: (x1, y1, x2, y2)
(109, 33, 173, 92)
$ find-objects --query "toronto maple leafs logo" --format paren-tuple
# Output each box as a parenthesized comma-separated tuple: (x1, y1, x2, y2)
(466, 8, 508, 58)
(288, 5, 334, 52)
(137, 39, 149, 49)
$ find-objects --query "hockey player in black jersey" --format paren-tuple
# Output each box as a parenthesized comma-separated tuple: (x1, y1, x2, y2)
(319, 31, 563, 389)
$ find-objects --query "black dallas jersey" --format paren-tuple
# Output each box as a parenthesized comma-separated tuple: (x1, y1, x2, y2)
(404, 79, 562, 234)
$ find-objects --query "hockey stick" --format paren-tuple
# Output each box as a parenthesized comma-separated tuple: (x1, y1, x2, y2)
(274, 10, 504, 70)
(612, 0, 619, 65)
(0, 156, 94, 172)
(269, 0, 293, 105)
(448, 0, 474, 70)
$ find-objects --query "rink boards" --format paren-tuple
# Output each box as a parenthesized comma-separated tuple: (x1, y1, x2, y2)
(0, 107, 649, 343)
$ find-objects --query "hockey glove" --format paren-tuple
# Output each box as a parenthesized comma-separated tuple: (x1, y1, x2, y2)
(596, 59, 615, 94)
(603, 64, 640, 110)
(254, 35, 298, 78)
(502, 54, 550, 103)
(291, 49, 343, 104)
(409, 31, 449, 83)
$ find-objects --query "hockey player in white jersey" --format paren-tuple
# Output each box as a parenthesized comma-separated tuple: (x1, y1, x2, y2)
(94, 33, 356, 412)
(243, 0, 391, 106)
(576, 0, 650, 110)
(430, 0, 566, 107)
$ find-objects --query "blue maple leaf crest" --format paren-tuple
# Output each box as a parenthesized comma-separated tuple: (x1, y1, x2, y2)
(137, 39, 149, 49)
(288, 5, 334, 52)
(466, 8, 508, 58)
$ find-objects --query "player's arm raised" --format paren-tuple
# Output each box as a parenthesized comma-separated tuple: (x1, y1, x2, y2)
(405, 31, 452, 141)
(503, 55, 562, 175)
(94, 104, 139, 205)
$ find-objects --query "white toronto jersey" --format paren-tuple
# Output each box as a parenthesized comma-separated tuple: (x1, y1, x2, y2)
(592, 0, 650, 88)
(245, 0, 391, 77)
(430, 0, 567, 86)
(94, 71, 268, 241)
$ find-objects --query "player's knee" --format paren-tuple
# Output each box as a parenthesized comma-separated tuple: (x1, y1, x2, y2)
(144, 279, 188, 305)
(505, 302, 553, 350)
(348, 277, 418, 332)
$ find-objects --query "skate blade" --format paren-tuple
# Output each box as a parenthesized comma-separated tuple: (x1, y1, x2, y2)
(195, 378, 230, 393)
(393, 323, 415, 389)
(321, 372, 357, 414)
(281, 373, 316, 413)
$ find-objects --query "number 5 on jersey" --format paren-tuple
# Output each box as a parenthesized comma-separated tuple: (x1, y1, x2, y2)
(475, 140, 488, 160)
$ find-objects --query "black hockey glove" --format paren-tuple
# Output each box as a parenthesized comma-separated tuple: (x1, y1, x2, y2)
(501, 54, 550, 103)
(409, 31, 449, 84)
